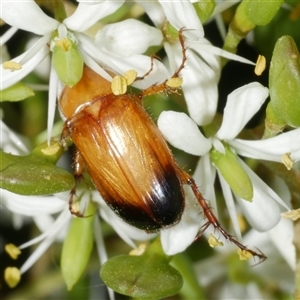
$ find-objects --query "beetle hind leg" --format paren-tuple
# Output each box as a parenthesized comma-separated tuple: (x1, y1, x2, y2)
(179, 169, 267, 263)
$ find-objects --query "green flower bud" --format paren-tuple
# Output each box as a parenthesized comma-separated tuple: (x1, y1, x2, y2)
(193, 0, 215, 24)
(244, 0, 284, 26)
(61, 202, 96, 291)
(0, 82, 34, 102)
(266, 35, 300, 136)
(52, 31, 83, 87)
(210, 145, 253, 201)
(163, 22, 179, 44)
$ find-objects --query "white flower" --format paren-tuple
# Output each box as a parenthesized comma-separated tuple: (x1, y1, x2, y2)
(135, 0, 257, 125)
(1, 1, 170, 141)
(158, 82, 300, 255)
(0, 1, 120, 139)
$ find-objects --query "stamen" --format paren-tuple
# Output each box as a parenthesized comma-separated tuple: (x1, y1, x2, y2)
(5, 244, 21, 260)
(3, 61, 22, 71)
(4, 267, 21, 288)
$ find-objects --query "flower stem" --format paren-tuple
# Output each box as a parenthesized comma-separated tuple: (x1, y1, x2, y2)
(52, 0, 67, 23)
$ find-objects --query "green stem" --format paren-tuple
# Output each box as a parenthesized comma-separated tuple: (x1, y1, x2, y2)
(52, 0, 67, 22)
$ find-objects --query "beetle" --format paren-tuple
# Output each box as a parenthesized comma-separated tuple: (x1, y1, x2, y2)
(59, 31, 266, 262)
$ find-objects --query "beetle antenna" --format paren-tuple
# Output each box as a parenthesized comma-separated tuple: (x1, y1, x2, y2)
(180, 169, 267, 263)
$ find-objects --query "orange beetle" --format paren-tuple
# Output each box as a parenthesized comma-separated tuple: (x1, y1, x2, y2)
(59, 32, 266, 261)
(60, 65, 185, 230)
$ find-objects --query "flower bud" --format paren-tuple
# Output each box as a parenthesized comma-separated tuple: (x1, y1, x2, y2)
(266, 35, 300, 136)
(193, 0, 215, 24)
(244, 0, 284, 26)
(210, 145, 253, 201)
(52, 26, 83, 87)
(61, 202, 96, 290)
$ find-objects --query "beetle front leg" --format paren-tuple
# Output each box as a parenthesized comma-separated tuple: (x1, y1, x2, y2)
(178, 168, 267, 263)
(69, 149, 86, 217)
(139, 28, 187, 99)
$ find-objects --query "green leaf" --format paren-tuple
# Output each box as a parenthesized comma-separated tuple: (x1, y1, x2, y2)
(61, 202, 96, 291)
(0, 82, 35, 102)
(0, 141, 74, 195)
(100, 238, 183, 299)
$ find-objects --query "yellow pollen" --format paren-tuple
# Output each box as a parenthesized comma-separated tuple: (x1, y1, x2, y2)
(255, 55, 266, 76)
(281, 209, 300, 221)
(3, 61, 22, 71)
(129, 243, 147, 256)
(5, 244, 21, 260)
(55, 38, 72, 52)
(237, 249, 253, 261)
(208, 234, 224, 248)
(4, 267, 21, 288)
(166, 77, 183, 88)
(41, 143, 60, 156)
(282, 152, 294, 170)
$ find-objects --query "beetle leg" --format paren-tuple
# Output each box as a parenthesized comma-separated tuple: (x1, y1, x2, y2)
(135, 54, 156, 82)
(139, 28, 187, 99)
(69, 149, 86, 217)
(60, 123, 71, 148)
(178, 169, 267, 263)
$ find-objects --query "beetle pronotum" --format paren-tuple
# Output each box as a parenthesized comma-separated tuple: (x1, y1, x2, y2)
(59, 30, 266, 262)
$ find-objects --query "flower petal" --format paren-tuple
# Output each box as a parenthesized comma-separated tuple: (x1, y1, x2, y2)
(189, 39, 222, 79)
(2, 1, 58, 34)
(79, 33, 169, 87)
(157, 111, 211, 156)
(159, 1, 204, 40)
(230, 128, 300, 162)
(95, 19, 163, 57)
(161, 188, 202, 255)
(182, 50, 219, 125)
(2, 35, 50, 89)
(236, 160, 283, 232)
(196, 43, 255, 66)
(193, 155, 218, 217)
(1, 191, 67, 216)
(20, 210, 70, 274)
(218, 172, 243, 241)
(216, 82, 269, 140)
(64, 0, 125, 32)
(0, 121, 29, 154)
(164, 40, 220, 125)
(137, 2, 165, 28)
(47, 65, 59, 143)
(1, 27, 18, 46)
(269, 218, 296, 270)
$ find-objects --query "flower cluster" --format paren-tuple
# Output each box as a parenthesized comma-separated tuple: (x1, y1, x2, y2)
(1, 0, 300, 299)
